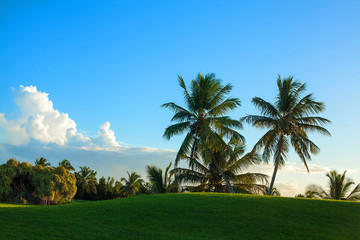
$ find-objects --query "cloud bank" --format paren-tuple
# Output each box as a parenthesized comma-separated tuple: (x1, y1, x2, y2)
(248, 161, 331, 175)
(0, 85, 119, 148)
(0, 85, 176, 180)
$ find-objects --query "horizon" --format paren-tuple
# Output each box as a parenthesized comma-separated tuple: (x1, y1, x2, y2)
(1, 1, 360, 196)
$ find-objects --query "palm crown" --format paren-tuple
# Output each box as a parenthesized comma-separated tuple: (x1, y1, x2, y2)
(146, 162, 178, 193)
(58, 159, 75, 171)
(35, 157, 51, 168)
(242, 76, 331, 195)
(75, 166, 97, 200)
(173, 135, 268, 193)
(306, 170, 360, 201)
(162, 73, 244, 193)
(120, 171, 144, 197)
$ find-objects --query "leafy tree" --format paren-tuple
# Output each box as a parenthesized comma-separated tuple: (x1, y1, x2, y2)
(305, 170, 360, 201)
(146, 162, 178, 193)
(75, 166, 97, 200)
(0, 159, 17, 201)
(35, 157, 51, 168)
(33, 166, 77, 205)
(120, 171, 144, 197)
(162, 73, 243, 193)
(58, 159, 75, 171)
(242, 76, 331, 195)
(0, 159, 76, 205)
(0, 159, 34, 203)
(173, 135, 268, 193)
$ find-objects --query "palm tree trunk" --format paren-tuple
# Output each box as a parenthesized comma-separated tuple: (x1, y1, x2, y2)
(267, 157, 280, 195)
(268, 134, 284, 196)
(212, 155, 235, 193)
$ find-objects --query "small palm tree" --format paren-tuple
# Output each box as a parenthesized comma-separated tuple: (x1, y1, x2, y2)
(263, 185, 281, 196)
(146, 162, 178, 193)
(173, 136, 268, 193)
(58, 159, 75, 171)
(75, 166, 97, 200)
(35, 157, 51, 167)
(120, 171, 144, 197)
(242, 76, 331, 195)
(162, 73, 243, 193)
(305, 170, 360, 201)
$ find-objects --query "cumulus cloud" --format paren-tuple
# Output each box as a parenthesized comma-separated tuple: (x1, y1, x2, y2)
(0, 85, 119, 148)
(94, 121, 119, 147)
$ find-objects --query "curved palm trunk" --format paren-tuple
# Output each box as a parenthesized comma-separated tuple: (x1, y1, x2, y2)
(267, 158, 280, 195)
(268, 134, 284, 196)
(211, 155, 235, 193)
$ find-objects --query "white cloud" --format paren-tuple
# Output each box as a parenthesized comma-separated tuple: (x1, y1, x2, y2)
(94, 121, 119, 147)
(0, 85, 119, 148)
(248, 161, 331, 175)
(274, 181, 299, 197)
(0, 113, 29, 145)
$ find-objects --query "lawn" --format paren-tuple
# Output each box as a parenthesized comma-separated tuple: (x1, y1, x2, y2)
(0, 193, 359, 240)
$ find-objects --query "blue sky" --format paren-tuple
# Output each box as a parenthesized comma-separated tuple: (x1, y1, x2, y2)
(1, 1, 359, 196)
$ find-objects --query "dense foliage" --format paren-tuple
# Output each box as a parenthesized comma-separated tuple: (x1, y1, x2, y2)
(0, 159, 76, 205)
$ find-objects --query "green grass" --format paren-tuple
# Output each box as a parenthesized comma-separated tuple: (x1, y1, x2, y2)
(0, 193, 359, 240)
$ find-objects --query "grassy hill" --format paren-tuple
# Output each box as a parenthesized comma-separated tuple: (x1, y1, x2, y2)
(0, 193, 359, 240)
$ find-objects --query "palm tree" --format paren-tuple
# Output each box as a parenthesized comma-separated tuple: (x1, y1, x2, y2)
(146, 162, 178, 193)
(162, 73, 243, 193)
(269, 188, 281, 196)
(305, 170, 360, 201)
(242, 76, 331, 195)
(58, 159, 75, 171)
(75, 166, 97, 200)
(262, 185, 281, 196)
(173, 135, 268, 193)
(35, 157, 51, 167)
(120, 171, 144, 197)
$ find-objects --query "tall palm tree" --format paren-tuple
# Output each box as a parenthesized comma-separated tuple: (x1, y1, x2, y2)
(35, 157, 51, 167)
(58, 159, 75, 171)
(173, 135, 268, 193)
(146, 162, 178, 193)
(162, 73, 243, 193)
(75, 166, 97, 200)
(242, 76, 331, 195)
(305, 170, 360, 201)
(120, 171, 144, 197)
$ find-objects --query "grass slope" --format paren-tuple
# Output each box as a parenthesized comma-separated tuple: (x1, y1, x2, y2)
(0, 193, 359, 240)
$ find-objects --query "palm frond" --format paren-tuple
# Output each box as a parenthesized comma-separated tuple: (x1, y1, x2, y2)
(252, 97, 279, 118)
(163, 122, 191, 140)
